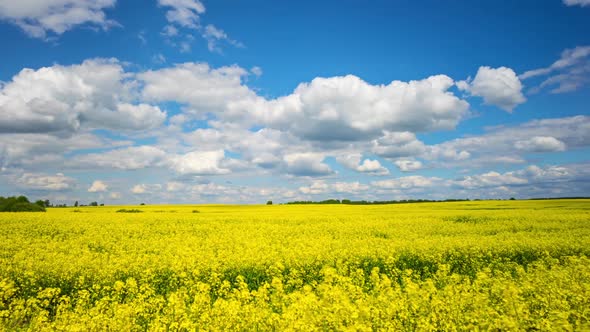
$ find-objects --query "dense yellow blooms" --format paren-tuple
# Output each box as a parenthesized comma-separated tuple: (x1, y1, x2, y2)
(0, 199, 589, 330)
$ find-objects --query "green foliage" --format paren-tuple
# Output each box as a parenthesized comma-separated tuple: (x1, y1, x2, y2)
(0, 196, 46, 212)
(116, 209, 143, 213)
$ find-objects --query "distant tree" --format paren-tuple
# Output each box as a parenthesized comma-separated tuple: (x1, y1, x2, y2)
(16, 196, 29, 203)
(510, 197, 516, 200)
(140, 203, 146, 206)
(34, 200, 45, 208)
(0, 196, 45, 212)
(100, 203, 104, 206)
(266, 200, 273, 205)
(44, 199, 50, 207)
(74, 201, 79, 207)
(89, 201, 98, 207)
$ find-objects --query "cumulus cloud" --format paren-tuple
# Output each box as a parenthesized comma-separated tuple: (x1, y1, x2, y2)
(88, 180, 108, 192)
(259, 75, 469, 141)
(139, 64, 470, 142)
(452, 171, 528, 189)
(372, 131, 427, 159)
(425, 115, 589, 168)
(0, 59, 166, 135)
(0, 132, 129, 170)
(515, 136, 566, 152)
(16, 172, 75, 191)
(337, 154, 389, 175)
(169, 150, 230, 175)
(0, 0, 118, 39)
(520, 46, 590, 94)
(71, 146, 167, 170)
(394, 159, 423, 172)
(89, 103, 167, 131)
(283, 153, 333, 176)
(457, 66, 526, 112)
(140, 63, 254, 116)
(450, 163, 587, 196)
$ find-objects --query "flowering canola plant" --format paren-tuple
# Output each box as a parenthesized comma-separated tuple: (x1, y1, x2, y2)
(0, 199, 589, 330)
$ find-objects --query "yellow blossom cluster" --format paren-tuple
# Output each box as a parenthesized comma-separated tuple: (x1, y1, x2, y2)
(0, 199, 589, 330)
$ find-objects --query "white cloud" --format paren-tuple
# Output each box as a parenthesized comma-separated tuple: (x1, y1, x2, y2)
(169, 150, 230, 175)
(520, 46, 590, 94)
(299, 180, 368, 195)
(0, 132, 129, 170)
(425, 115, 589, 168)
(372, 131, 426, 159)
(109, 192, 121, 199)
(563, 0, 590, 7)
(131, 184, 147, 194)
(140, 63, 254, 117)
(394, 159, 423, 172)
(453, 171, 528, 189)
(0, 59, 166, 134)
(371, 176, 440, 190)
(157, 0, 205, 28)
(251, 66, 263, 77)
(337, 154, 389, 175)
(257, 74, 469, 141)
(515, 136, 566, 152)
(88, 180, 108, 192)
(139, 64, 470, 143)
(357, 159, 389, 175)
(0, 0, 117, 39)
(156, 1, 242, 54)
(72, 146, 167, 170)
(283, 153, 333, 176)
(203, 24, 243, 53)
(457, 66, 526, 112)
(131, 183, 161, 194)
(88, 103, 167, 131)
(16, 172, 75, 191)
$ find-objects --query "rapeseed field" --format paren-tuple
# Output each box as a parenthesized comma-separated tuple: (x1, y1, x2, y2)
(0, 199, 589, 330)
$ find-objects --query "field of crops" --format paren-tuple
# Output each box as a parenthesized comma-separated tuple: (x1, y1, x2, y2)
(0, 199, 589, 330)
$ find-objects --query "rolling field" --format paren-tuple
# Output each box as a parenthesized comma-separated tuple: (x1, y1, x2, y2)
(1, 199, 589, 330)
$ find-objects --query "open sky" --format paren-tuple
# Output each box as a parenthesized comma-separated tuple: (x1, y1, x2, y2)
(0, 0, 589, 204)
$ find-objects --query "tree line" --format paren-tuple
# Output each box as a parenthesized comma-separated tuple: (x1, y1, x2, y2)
(284, 198, 471, 205)
(0, 196, 46, 212)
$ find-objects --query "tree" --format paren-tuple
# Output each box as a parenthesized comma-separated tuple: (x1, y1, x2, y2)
(0, 196, 45, 212)
(89, 201, 98, 207)
(266, 200, 273, 205)
(44, 199, 50, 207)
(74, 201, 79, 207)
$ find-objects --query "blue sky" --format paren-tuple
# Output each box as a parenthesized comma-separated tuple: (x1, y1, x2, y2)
(0, 0, 589, 204)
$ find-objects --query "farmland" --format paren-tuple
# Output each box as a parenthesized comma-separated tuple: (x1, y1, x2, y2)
(1, 199, 589, 330)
